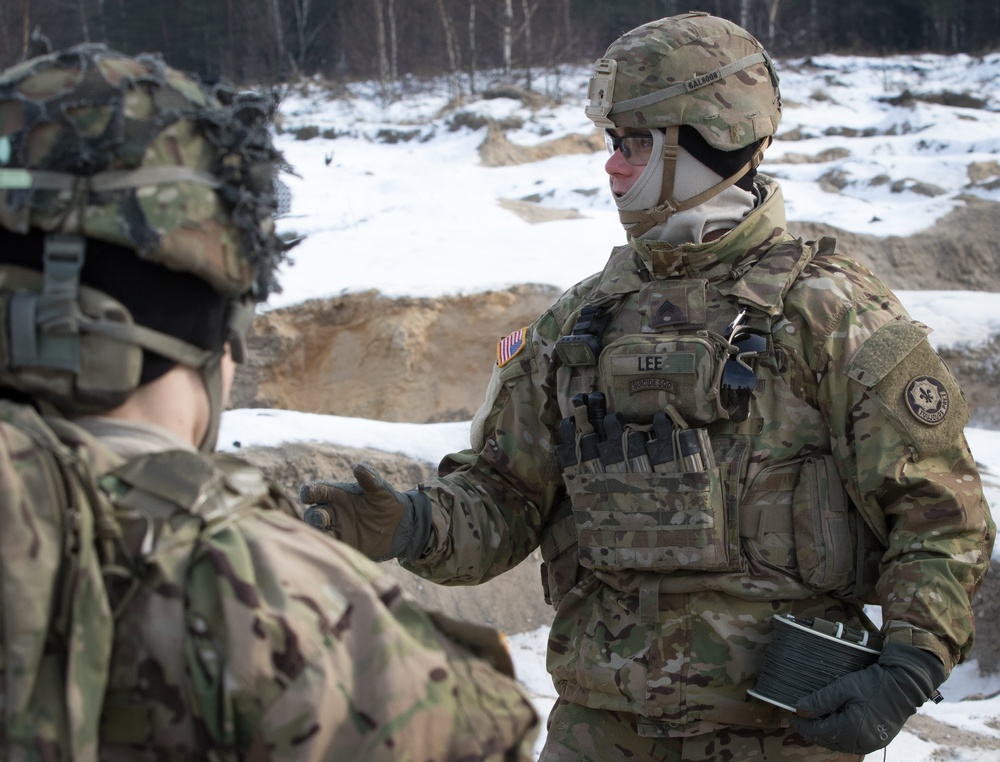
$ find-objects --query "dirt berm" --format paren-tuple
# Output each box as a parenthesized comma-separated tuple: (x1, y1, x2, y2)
(229, 199, 1000, 673)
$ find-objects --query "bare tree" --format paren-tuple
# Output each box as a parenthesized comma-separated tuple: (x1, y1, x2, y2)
(76, 0, 91, 42)
(519, 0, 540, 90)
(387, 0, 398, 83)
(520, 0, 532, 88)
(290, 0, 334, 72)
(468, 0, 478, 93)
(436, 0, 461, 75)
(765, 0, 781, 50)
(267, 0, 289, 77)
(501, 0, 513, 78)
(562, 0, 572, 53)
(436, 0, 464, 97)
(20, 0, 30, 55)
(373, 0, 391, 87)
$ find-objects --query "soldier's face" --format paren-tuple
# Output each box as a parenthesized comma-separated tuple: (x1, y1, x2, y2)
(605, 129, 652, 196)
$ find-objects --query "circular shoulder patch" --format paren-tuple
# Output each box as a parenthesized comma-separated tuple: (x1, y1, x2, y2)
(905, 376, 950, 425)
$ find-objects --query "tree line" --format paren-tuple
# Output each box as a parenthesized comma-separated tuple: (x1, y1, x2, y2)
(4, 1, 999, 87)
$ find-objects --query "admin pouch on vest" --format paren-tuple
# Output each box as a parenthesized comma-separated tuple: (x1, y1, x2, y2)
(598, 331, 733, 425)
(0, 398, 293, 759)
(566, 467, 737, 573)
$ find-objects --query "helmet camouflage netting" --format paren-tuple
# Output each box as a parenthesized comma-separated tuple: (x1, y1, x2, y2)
(0, 43, 295, 299)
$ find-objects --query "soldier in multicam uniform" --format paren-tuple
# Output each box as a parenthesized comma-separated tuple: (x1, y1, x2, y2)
(0, 45, 539, 760)
(301, 12, 994, 761)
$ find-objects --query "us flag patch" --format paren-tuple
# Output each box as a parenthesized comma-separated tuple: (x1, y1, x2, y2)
(497, 327, 527, 367)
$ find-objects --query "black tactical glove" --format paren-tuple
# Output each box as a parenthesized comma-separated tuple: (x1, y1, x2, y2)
(792, 641, 946, 754)
(299, 463, 432, 562)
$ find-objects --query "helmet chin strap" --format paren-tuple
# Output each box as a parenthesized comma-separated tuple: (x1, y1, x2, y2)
(196, 297, 255, 453)
(198, 352, 224, 453)
(618, 126, 770, 238)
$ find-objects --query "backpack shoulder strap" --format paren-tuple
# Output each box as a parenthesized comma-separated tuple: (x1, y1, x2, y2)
(0, 400, 116, 762)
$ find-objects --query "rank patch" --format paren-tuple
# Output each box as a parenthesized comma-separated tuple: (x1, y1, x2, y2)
(905, 375, 950, 425)
(497, 327, 527, 367)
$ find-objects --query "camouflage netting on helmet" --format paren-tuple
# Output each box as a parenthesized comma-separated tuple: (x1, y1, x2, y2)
(591, 12, 781, 152)
(0, 44, 294, 298)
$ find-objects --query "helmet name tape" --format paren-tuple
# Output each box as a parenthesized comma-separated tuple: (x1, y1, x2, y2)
(686, 70, 722, 92)
(609, 52, 768, 118)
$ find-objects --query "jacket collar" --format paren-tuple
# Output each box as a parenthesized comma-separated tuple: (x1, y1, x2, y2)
(632, 176, 789, 283)
(584, 177, 800, 319)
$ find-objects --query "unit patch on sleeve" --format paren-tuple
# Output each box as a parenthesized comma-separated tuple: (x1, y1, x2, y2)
(905, 375, 950, 425)
(497, 327, 527, 368)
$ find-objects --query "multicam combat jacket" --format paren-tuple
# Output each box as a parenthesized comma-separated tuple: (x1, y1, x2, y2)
(404, 176, 995, 735)
(0, 400, 538, 761)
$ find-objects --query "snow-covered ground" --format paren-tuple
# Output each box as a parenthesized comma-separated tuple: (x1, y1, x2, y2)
(221, 51, 1000, 759)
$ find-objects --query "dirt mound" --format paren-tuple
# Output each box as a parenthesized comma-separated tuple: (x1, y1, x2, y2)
(498, 197, 584, 224)
(787, 197, 1000, 292)
(232, 284, 561, 422)
(478, 122, 605, 167)
(939, 335, 1000, 428)
(232, 200, 1000, 435)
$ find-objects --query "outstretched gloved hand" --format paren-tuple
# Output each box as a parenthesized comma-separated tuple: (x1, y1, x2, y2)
(792, 641, 946, 754)
(299, 463, 431, 562)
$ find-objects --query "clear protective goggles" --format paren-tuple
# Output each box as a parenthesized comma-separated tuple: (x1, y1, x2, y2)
(604, 130, 655, 166)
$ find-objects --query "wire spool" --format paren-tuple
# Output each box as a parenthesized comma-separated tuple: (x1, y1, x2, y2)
(747, 614, 884, 712)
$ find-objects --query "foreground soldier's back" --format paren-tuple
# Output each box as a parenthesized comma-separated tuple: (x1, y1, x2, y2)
(0, 401, 537, 760)
(0, 44, 537, 760)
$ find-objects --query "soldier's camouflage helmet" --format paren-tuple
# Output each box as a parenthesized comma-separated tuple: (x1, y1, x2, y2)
(585, 13, 781, 237)
(586, 11, 781, 151)
(0, 43, 292, 298)
(0, 44, 295, 447)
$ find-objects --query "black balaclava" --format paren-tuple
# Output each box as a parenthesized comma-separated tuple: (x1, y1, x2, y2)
(0, 228, 229, 385)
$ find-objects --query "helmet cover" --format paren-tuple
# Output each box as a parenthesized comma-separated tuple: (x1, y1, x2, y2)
(0, 44, 294, 298)
(586, 12, 781, 152)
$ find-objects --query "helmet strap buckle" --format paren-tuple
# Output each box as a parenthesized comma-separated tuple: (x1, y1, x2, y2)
(38, 234, 86, 335)
(8, 234, 87, 374)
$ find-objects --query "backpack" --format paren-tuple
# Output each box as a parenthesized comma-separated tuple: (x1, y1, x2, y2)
(0, 399, 295, 760)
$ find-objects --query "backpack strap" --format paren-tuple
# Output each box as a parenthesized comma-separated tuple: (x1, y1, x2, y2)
(0, 401, 119, 762)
